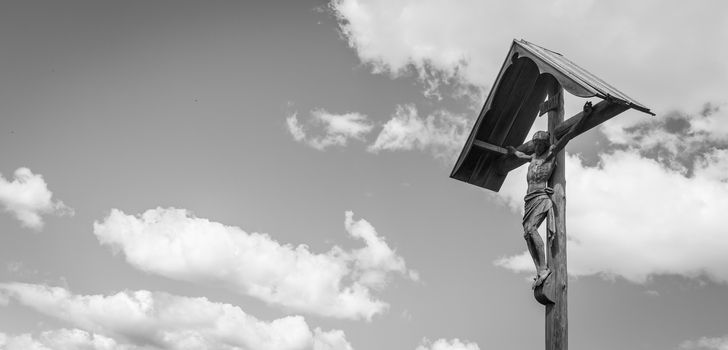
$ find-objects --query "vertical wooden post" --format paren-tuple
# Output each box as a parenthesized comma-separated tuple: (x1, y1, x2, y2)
(546, 80, 567, 350)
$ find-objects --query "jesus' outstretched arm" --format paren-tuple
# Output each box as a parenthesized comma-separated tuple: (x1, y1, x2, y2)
(506, 146, 533, 160)
(545, 101, 594, 161)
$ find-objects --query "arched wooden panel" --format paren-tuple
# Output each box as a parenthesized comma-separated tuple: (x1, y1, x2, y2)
(455, 57, 540, 186)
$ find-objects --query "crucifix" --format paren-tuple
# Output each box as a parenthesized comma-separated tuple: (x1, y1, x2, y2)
(450, 40, 653, 350)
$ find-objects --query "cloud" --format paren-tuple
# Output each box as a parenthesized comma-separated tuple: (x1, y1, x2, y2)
(93, 208, 416, 321)
(368, 104, 471, 161)
(416, 338, 480, 350)
(331, 0, 728, 114)
(681, 335, 728, 350)
(0, 329, 135, 350)
(284, 104, 472, 162)
(601, 103, 728, 174)
(0, 282, 353, 350)
(494, 146, 728, 283)
(286, 110, 373, 150)
(287, 113, 308, 142)
(331, 0, 482, 101)
(0, 167, 73, 230)
(313, 329, 354, 350)
(644, 289, 659, 297)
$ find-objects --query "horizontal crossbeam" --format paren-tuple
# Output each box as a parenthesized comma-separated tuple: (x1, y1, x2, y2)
(473, 139, 508, 155)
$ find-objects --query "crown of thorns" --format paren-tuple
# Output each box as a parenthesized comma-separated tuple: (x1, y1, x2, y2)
(532, 131, 550, 142)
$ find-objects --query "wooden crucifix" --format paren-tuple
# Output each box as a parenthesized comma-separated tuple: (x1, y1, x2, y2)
(450, 40, 653, 350)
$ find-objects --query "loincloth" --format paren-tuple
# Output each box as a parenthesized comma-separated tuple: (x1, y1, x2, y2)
(523, 187, 555, 234)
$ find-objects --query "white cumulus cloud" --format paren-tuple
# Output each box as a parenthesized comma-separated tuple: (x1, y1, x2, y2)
(286, 110, 373, 150)
(0, 167, 73, 230)
(368, 105, 470, 161)
(93, 208, 416, 321)
(0, 282, 353, 350)
(331, 0, 728, 115)
(331, 0, 482, 100)
(416, 338, 480, 350)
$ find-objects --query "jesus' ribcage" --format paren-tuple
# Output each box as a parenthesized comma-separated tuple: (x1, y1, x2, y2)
(527, 158, 555, 185)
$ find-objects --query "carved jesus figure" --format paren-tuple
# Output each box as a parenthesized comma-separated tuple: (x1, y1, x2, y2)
(507, 131, 558, 288)
(506, 102, 593, 289)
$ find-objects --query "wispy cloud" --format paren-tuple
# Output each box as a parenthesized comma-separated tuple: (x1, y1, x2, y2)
(416, 338, 480, 350)
(368, 105, 471, 161)
(0, 282, 353, 350)
(286, 110, 373, 150)
(681, 335, 728, 350)
(286, 105, 471, 162)
(0, 167, 73, 230)
(0, 329, 134, 350)
(601, 103, 728, 175)
(93, 208, 416, 321)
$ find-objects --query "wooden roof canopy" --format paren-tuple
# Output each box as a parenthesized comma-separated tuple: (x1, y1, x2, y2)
(450, 39, 653, 192)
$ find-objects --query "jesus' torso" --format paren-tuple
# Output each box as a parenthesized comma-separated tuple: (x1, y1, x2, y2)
(526, 153, 556, 194)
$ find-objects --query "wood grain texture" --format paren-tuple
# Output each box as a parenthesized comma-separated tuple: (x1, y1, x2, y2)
(472, 140, 508, 155)
(545, 80, 567, 350)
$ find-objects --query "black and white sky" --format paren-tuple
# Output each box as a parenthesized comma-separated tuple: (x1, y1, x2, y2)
(1, 1, 728, 349)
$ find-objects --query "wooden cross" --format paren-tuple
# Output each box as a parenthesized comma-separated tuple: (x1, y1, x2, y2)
(450, 40, 653, 350)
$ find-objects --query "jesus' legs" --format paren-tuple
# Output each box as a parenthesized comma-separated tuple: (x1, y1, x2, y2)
(524, 228, 550, 288)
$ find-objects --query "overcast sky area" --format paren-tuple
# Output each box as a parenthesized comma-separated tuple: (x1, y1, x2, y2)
(1, 1, 727, 349)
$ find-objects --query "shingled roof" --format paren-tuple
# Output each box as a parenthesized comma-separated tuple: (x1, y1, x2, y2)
(450, 39, 652, 191)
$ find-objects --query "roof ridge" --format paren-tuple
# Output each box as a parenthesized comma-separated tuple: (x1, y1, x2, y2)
(518, 39, 563, 56)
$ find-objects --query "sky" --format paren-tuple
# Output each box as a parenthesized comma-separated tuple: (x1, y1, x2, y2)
(1, 1, 727, 349)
